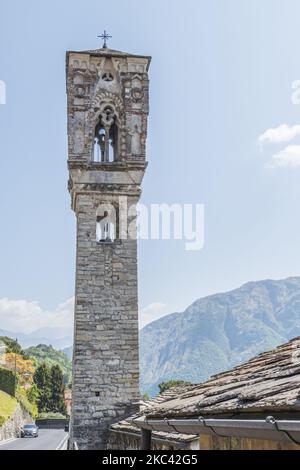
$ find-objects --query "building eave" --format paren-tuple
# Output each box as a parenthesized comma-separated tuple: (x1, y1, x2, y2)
(133, 415, 300, 446)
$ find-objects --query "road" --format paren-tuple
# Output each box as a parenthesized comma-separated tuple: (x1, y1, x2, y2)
(0, 429, 68, 450)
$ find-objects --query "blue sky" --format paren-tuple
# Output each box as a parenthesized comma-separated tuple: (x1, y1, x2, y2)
(1, 0, 300, 332)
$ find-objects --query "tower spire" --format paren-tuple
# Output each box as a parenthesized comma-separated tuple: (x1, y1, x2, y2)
(98, 30, 112, 49)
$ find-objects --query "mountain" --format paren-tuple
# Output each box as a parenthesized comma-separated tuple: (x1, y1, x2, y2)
(24, 344, 72, 385)
(0, 328, 72, 350)
(62, 346, 73, 360)
(140, 277, 300, 396)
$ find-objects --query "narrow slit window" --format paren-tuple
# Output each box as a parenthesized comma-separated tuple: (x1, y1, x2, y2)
(96, 213, 116, 243)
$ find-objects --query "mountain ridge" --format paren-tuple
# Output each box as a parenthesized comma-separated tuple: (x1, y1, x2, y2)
(0, 327, 72, 350)
(140, 276, 300, 395)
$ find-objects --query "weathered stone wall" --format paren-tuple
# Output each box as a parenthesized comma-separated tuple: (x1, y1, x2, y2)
(66, 50, 150, 165)
(200, 434, 300, 451)
(67, 47, 150, 450)
(0, 404, 31, 442)
(70, 193, 140, 449)
(108, 431, 199, 451)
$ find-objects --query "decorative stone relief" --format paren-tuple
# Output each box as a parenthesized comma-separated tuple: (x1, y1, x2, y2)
(132, 76, 142, 89)
(74, 85, 85, 97)
(128, 115, 142, 155)
(131, 125, 142, 155)
(73, 112, 85, 154)
(91, 92, 124, 119)
(74, 74, 84, 85)
(131, 84, 144, 103)
(68, 51, 149, 162)
(128, 62, 145, 73)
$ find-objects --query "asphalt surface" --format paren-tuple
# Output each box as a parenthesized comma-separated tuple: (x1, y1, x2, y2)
(0, 429, 67, 450)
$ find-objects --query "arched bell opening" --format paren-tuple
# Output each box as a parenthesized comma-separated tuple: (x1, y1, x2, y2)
(93, 106, 119, 163)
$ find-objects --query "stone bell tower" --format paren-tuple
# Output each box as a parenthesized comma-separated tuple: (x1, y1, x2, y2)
(66, 38, 151, 450)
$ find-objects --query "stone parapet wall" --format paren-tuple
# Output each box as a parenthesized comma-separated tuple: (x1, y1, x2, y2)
(108, 430, 199, 451)
(0, 404, 31, 442)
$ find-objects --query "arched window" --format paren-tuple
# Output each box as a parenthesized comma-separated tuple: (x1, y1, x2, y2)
(93, 107, 118, 162)
(96, 212, 116, 243)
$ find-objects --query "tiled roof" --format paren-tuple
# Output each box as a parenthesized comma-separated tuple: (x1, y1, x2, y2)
(110, 386, 198, 443)
(144, 337, 300, 419)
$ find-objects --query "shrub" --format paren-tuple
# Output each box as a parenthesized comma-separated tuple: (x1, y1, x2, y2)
(26, 383, 39, 405)
(158, 380, 191, 394)
(38, 412, 67, 419)
(0, 368, 17, 396)
(0, 416, 5, 427)
(16, 387, 38, 419)
(0, 337, 25, 356)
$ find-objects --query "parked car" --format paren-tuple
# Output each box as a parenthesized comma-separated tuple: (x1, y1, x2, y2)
(20, 424, 39, 438)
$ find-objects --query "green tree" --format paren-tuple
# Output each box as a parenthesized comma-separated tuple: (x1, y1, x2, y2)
(0, 336, 28, 358)
(25, 344, 72, 384)
(158, 380, 191, 394)
(33, 363, 51, 413)
(27, 383, 39, 405)
(50, 365, 66, 415)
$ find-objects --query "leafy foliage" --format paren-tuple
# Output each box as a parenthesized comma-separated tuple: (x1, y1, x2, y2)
(33, 364, 51, 413)
(158, 380, 191, 394)
(0, 337, 28, 358)
(50, 365, 67, 415)
(62, 346, 72, 360)
(0, 390, 17, 425)
(38, 412, 67, 419)
(26, 383, 39, 405)
(26, 383, 40, 418)
(0, 367, 17, 396)
(25, 344, 72, 385)
(3, 353, 35, 386)
(33, 363, 67, 416)
(16, 386, 38, 419)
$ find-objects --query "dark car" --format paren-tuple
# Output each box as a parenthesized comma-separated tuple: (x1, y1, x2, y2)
(20, 424, 39, 438)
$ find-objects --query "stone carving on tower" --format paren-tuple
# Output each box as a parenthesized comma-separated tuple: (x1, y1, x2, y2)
(66, 36, 151, 449)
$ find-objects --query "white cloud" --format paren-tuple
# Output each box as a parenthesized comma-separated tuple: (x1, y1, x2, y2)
(139, 302, 169, 329)
(268, 145, 300, 168)
(0, 296, 169, 335)
(259, 124, 300, 144)
(0, 297, 74, 334)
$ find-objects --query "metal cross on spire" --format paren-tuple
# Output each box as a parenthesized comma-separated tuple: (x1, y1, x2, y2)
(98, 30, 112, 49)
